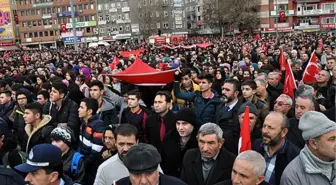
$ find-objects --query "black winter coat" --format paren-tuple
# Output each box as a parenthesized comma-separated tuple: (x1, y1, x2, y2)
(62, 149, 85, 184)
(180, 147, 236, 185)
(252, 139, 300, 185)
(116, 173, 187, 185)
(0, 100, 15, 127)
(11, 106, 26, 149)
(145, 110, 176, 152)
(286, 118, 305, 149)
(161, 128, 198, 177)
(43, 97, 80, 135)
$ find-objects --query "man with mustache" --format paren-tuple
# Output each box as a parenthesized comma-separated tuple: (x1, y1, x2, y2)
(252, 112, 300, 185)
(94, 124, 162, 185)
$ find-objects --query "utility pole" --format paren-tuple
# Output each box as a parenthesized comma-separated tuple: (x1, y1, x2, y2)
(70, 0, 78, 52)
(275, 0, 279, 38)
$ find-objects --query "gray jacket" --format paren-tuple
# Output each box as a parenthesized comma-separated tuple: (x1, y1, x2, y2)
(280, 145, 336, 185)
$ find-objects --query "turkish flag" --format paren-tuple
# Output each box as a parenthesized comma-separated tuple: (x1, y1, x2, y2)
(109, 57, 120, 71)
(302, 50, 320, 84)
(238, 106, 251, 154)
(279, 10, 286, 21)
(283, 59, 296, 98)
(60, 23, 66, 33)
(279, 49, 286, 70)
(255, 34, 261, 40)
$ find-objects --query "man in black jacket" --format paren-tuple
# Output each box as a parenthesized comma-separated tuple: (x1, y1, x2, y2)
(43, 82, 80, 135)
(146, 91, 176, 152)
(214, 150, 270, 185)
(180, 123, 236, 185)
(161, 108, 198, 177)
(253, 112, 300, 185)
(51, 126, 85, 184)
(215, 79, 242, 152)
(117, 143, 187, 185)
(0, 90, 15, 126)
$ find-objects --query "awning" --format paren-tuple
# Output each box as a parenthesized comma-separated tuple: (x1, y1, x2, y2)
(0, 46, 19, 51)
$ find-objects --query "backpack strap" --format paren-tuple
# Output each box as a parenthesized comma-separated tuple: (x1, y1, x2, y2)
(71, 152, 83, 176)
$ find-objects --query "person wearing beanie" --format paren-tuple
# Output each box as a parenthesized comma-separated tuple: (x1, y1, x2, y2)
(161, 108, 198, 177)
(281, 111, 336, 185)
(51, 126, 85, 184)
(116, 143, 187, 185)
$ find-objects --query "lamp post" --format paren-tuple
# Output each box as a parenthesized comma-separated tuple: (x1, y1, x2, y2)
(70, 0, 78, 52)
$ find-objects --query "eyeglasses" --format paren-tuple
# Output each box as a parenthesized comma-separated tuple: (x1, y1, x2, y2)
(274, 101, 290, 106)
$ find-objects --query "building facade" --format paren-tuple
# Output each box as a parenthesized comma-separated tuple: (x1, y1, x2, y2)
(16, 0, 97, 48)
(259, 0, 335, 34)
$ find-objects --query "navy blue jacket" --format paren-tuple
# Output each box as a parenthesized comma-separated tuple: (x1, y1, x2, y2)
(173, 82, 220, 127)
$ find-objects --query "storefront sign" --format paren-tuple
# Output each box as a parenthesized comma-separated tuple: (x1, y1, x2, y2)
(63, 36, 81, 43)
(321, 24, 336, 29)
(57, 21, 97, 29)
(0, 0, 14, 41)
(32, 2, 53, 7)
(56, 11, 78, 17)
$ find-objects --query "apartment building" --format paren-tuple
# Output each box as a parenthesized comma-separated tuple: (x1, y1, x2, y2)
(259, 0, 335, 33)
(16, 0, 97, 48)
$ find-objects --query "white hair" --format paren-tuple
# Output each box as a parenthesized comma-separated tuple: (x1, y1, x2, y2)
(268, 72, 279, 78)
(279, 94, 293, 106)
(197, 123, 223, 140)
(236, 150, 266, 177)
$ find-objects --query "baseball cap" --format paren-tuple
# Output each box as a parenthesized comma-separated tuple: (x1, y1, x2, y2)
(15, 144, 62, 173)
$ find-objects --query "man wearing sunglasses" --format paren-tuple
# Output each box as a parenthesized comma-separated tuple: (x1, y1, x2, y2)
(273, 94, 294, 119)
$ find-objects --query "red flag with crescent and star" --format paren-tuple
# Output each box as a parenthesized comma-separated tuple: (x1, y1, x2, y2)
(283, 56, 297, 98)
(302, 50, 320, 84)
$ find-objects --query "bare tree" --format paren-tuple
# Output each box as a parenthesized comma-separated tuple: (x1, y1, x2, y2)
(203, 0, 260, 34)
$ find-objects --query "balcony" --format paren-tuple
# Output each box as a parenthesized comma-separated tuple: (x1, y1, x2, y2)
(270, 10, 294, 16)
(296, 9, 334, 16)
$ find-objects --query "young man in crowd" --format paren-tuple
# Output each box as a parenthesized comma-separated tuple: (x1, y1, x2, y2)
(75, 75, 90, 98)
(36, 90, 50, 106)
(43, 82, 80, 134)
(174, 73, 220, 127)
(78, 97, 105, 185)
(51, 126, 85, 184)
(146, 91, 176, 152)
(120, 89, 151, 143)
(23, 102, 54, 153)
(253, 112, 300, 185)
(0, 90, 15, 125)
(161, 108, 198, 177)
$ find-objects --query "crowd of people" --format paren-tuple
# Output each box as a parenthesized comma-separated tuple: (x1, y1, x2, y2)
(0, 33, 335, 185)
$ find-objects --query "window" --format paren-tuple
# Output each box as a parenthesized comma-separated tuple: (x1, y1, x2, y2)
(39, 32, 43, 37)
(90, 3, 94, 9)
(151, 24, 155, 29)
(43, 19, 47, 25)
(48, 19, 52, 25)
(163, 22, 169, 28)
(29, 32, 33, 38)
(85, 16, 89, 21)
(38, 20, 42, 26)
(47, 8, 51, 13)
(299, 19, 310, 24)
(99, 15, 103, 21)
(27, 21, 31, 26)
(62, 6, 66, 12)
(156, 22, 160, 28)
(123, 2, 128, 7)
(22, 22, 26, 27)
(91, 15, 95, 21)
(20, 0, 23, 5)
(24, 33, 28, 38)
(302, 4, 317, 11)
(105, 3, 109, 10)
(143, 0, 146, 6)
(119, 26, 123, 31)
(52, 7, 56, 13)
(34, 32, 38, 37)
(156, 11, 160, 18)
(100, 28, 104, 33)
(50, 30, 54, 36)
(111, 3, 115, 8)
(323, 3, 335, 10)
(322, 17, 335, 24)
(164, 11, 168, 17)
(86, 27, 90, 33)
(84, 4, 88, 9)
(124, 13, 129, 20)
(21, 11, 25, 16)
(26, 10, 30, 16)
(112, 27, 117, 31)
(44, 31, 48, 36)
(118, 15, 122, 20)
(106, 15, 110, 21)
(117, 2, 121, 8)
(125, 25, 130, 31)
(57, 7, 60, 12)
(139, 13, 143, 18)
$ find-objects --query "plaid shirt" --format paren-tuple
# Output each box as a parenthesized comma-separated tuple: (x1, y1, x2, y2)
(263, 139, 287, 185)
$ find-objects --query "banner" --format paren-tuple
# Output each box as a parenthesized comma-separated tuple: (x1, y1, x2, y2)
(0, 0, 14, 41)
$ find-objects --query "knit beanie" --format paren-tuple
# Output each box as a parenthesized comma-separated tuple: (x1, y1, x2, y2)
(50, 126, 76, 147)
(175, 108, 197, 126)
(299, 111, 336, 141)
(238, 102, 258, 116)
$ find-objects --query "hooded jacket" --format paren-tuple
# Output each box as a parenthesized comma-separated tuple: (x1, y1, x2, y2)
(24, 115, 54, 153)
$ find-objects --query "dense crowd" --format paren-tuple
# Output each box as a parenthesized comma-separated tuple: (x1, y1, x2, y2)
(0, 33, 335, 185)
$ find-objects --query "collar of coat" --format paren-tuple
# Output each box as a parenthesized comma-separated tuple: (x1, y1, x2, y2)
(24, 115, 52, 136)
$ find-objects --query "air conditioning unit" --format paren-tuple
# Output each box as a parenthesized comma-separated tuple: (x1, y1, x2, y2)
(79, 10, 83, 13)
(94, 31, 98, 34)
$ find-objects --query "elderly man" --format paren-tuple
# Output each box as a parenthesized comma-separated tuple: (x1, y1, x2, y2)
(116, 143, 187, 185)
(267, 72, 283, 96)
(181, 123, 236, 185)
(273, 94, 294, 118)
(214, 150, 270, 185)
(281, 111, 336, 185)
(253, 112, 300, 185)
